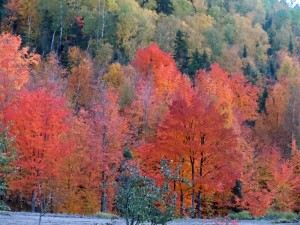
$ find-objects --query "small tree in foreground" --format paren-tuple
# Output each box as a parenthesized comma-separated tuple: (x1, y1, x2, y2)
(0, 124, 15, 210)
(115, 160, 177, 225)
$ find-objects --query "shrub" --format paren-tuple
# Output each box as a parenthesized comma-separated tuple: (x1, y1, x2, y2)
(264, 210, 299, 223)
(94, 212, 120, 219)
(228, 211, 253, 220)
(115, 160, 177, 225)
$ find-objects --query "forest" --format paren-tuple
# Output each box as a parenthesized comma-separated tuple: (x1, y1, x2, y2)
(0, 0, 299, 223)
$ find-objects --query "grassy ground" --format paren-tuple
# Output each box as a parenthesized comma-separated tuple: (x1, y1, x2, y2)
(0, 211, 299, 225)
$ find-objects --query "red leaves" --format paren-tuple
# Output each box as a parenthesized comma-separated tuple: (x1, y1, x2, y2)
(4, 88, 71, 202)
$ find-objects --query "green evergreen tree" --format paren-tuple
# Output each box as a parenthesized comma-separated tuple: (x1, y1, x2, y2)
(289, 35, 294, 55)
(0, 124, 15, 210)
(242, 44, 248, 58)
(243, 62, 258, 84)
(156, 0, 173, 15)
(258, 88, 268, 113)
(201, 50, 211, 71)
(188, 48, 201, 82)
(269, 61, 276, 79)
(173, 30, 189, 74)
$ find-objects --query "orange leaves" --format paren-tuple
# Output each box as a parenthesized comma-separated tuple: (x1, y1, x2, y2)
(132, 43, 183, 102)
(270, 162, 299, 211)
(89, 88, 128, 212)
(4, 88, 71, 203)
(196, 63, 259, 125)
(138, 86, 241, 214)
(0, 33, 39, 105)
(67, 47, 94, 111)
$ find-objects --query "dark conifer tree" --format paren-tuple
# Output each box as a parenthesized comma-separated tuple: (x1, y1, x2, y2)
(188, 48, 201, 81)
(243, 62, 258, 84)
(289, 35, 294, 55)
(242, 44, 248, 58)
(156, 0, 174, 15)
(201, 50, 210, 71)
(173, 30, 189, 74)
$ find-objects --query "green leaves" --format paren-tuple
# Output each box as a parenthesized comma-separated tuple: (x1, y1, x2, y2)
(115, 161, 176, 225)
(0, 124, 15, 210)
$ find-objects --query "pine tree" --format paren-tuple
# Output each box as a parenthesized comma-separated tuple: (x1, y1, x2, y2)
(156, 0, 173, 15)
(201, 50, 210, 71)
(243, 62, 257, 84)
(243, 44, 248, 58)
(188, 48, 201, 82)
(188, 49, 211, 82)
(289, 35, 294, 55)
(173, 30, 189, 74)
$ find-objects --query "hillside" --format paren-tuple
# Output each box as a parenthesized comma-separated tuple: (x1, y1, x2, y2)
(0, 0, 299, 223)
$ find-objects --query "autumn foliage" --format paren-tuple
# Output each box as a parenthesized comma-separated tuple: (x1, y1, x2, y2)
(0, 32, 299, 219)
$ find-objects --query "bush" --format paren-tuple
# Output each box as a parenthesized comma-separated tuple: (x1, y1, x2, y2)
(94, 212, 120, 219)
(264, 211, 299, 223)
(228, 211, 253, 220)
(115, 160, 177, 225)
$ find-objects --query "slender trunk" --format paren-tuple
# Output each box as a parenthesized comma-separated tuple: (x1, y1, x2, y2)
(196, 191, 201, 218)
(101, 0, 106, 39)
(87, 36, 92, 51)
(57, 0, 63, 53)
(190, 0, 197, 12)
(180, 188, 184, 216)
(101, 172, 107, 212)
(73, 83, 81, 114)
(190, 156, 195, 218)
(31, 189, 35, 213)
(97, 0, 101, 39)
(100, 107, 108, 212)
(51, 30, 56, 52)
(27, 16, 31, 46)
(38, 213, 42, 225)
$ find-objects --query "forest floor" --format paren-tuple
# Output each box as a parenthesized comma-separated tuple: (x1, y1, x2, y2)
(0, 212, 299, 225)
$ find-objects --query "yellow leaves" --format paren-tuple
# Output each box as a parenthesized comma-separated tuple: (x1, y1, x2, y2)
(185, 13, 213, 51)
(277, 51, 300, 81)
(67, 47, 94, 110)
(116, 0, 158, 59)
(103, 63, 124, 90)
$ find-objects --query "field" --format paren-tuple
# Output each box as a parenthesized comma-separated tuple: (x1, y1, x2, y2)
(0, 212, 299, 225)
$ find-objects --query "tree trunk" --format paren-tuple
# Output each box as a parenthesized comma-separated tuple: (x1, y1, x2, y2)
(100, 117, 108, 212)
(97, 0, 101, 39)
(196, 191, 201, 218)
(38, 213, 42, 225)
(27, 16, 31, 46)
(57, 0, 63, 53)
(190, 156, 195, 218)
(51, 30, 56, 52)
(180, 188, 184, 216)
(31, 189, 35, 213)
(100, 184, 107, 212)
(101, 0, 106, 39)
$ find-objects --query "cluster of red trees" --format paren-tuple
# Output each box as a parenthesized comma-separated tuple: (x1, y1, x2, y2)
(0, 34, 299, 217)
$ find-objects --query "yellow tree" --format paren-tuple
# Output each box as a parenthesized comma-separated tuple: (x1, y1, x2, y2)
(67, 47, 94, 112)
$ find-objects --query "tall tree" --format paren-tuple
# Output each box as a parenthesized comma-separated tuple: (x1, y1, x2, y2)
(173, 30, 189, 74)
(139, 88, 241, 217)
(156, 0, 173, 15)
(0, 33, 39, 107)
(90, 88, 127, 212)
(4, 89, 72, 212)
(67, 47, 94, 113)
